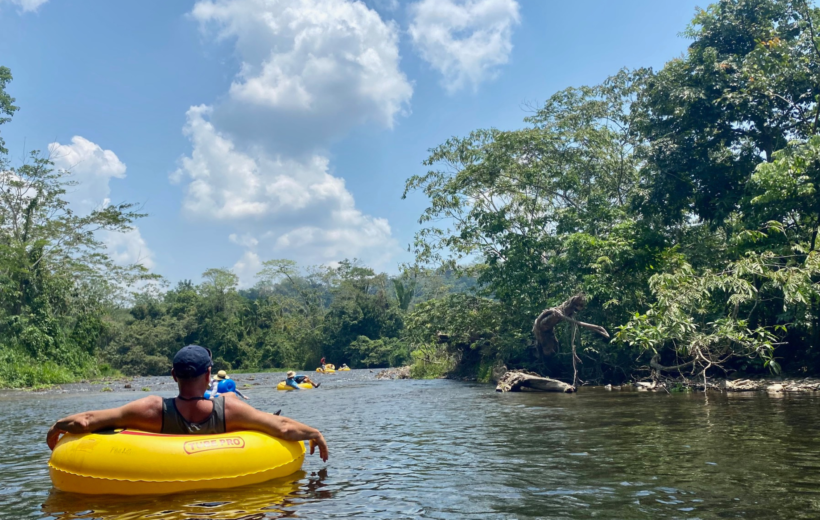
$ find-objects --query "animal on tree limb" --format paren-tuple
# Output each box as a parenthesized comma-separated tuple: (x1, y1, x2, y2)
(533, 293, 610, 356)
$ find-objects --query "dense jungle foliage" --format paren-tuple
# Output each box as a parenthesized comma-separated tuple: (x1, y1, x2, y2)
(100, 261, 475, 378)
(2, 0, 820, 388)
(404, 0, 820, 384)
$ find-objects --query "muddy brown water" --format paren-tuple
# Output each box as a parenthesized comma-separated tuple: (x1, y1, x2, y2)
(1, 370, 819, 519)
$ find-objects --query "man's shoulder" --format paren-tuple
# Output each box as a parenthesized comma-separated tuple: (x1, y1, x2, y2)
(112, 395, 165, 426)
(125, 395, 164, 413)
(222, 393, 256, 412)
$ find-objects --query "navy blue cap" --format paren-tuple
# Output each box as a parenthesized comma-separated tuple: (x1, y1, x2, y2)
(172, 345, 213, 378)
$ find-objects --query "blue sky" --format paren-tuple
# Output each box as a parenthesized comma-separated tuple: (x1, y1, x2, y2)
(0, 0, 702, 286)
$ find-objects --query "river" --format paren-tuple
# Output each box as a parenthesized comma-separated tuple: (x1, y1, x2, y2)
(1, 370, 819, 519)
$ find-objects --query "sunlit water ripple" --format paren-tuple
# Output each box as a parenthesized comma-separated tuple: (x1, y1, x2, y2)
(2, 370, 820, 519)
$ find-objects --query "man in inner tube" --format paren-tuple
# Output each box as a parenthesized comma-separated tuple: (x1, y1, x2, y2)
(285, 371, 320, 389)
(45, 345, 328, 462)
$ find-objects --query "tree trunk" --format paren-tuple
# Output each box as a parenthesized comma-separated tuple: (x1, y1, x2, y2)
(532, 293, 609, 356)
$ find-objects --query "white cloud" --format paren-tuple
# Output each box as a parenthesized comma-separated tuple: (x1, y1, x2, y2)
(1, 0, 49, 13)
(231, 250, 262, 288)
(177, 0, 407, 282)
(191, 0, 413, 153)
(49, 136, 126, 213)
(173, 106, 397, 269)
(48, 136, 155, 269)
(229, 233, 259, 248)
(104, 229, 156, 269)
(409, 0, 520, 93)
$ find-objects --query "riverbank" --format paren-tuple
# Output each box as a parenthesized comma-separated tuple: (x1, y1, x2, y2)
(0, 352, 123, 390)
(377, 365, 820, 396)
(463, 364, 820, 395)
(0, 371, 280, 396)
(375, 366, 411, 379)
(604, 377, 820, 393)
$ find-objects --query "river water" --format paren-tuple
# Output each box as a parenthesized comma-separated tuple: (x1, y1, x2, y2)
(1, 370, 819, 519)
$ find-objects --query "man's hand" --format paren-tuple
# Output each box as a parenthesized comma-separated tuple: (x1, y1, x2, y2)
(310, 434, 329, 462)
(47, 424, 66, 451)
(225, 398, 327, 461)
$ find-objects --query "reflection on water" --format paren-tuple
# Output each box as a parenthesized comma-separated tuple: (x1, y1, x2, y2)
(41, 472, 309, 519)
(2, 370, 820, 519)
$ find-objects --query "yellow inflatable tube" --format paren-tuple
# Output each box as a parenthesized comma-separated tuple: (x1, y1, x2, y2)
(316, 367, 336, 373)
(49, 429, 305, 495)
(338, 367, 350, 371)
(276, 381, 313, 391)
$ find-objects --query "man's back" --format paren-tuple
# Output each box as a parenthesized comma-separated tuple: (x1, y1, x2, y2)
(162, 395, 226, 434)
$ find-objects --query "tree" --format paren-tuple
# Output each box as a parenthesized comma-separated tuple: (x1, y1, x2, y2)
(617, 0, 820, 378)
(0, 68, 157, 386)
(634, 0, 820, 226)
(403, 71, 653, 378)
(392, 276, 416, 311)
(615, 252, 820, 381)
(0, 155, 155, 377)
(320, 261, 403, 367)
(0, 66, 18, 155)
(348, 335, 409, 368)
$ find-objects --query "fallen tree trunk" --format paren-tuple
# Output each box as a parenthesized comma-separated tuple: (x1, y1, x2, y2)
(495, 370, 576, 393)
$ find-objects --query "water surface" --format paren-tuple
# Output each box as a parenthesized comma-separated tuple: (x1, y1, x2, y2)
(2, 370, 819, 519)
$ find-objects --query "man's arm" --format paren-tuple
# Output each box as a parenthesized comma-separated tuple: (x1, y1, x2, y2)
(46, 396, 163, 450)
(224, 398, 328, 461)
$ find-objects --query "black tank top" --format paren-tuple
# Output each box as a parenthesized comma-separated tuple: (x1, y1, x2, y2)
(161, 396, 226, 434)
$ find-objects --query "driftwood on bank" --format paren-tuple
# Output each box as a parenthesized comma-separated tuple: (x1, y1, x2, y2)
(533, 294, 610, 356)
(622, 377, 820, 393)
(723, 378, 820, 392)
(495, 370, 576, 393)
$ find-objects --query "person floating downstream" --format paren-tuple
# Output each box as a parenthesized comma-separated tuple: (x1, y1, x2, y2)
(286, 371, 320, 389)
(206, 370, 245, 399)
(208, 369, 229, 395)
(216, 378, 250, 400)
(320, 356, 326, 371)
(45, 345, 328, 461)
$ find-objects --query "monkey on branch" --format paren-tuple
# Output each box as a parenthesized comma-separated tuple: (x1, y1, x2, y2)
(532, 293, 610, 356)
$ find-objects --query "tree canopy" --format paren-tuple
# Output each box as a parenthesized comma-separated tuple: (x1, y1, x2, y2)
(405, 0, 820, 384)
